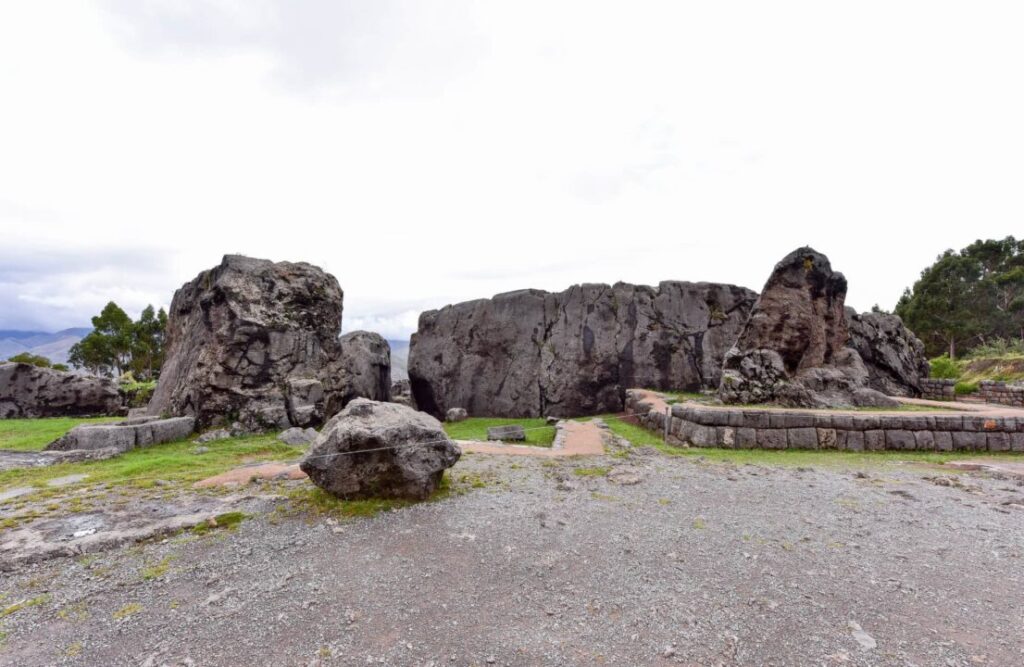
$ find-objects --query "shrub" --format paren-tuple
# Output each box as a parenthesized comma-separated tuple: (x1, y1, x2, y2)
(929, 355, 961, 379)
(964, 337, 1024, 359)
(954, 381, 979, 395)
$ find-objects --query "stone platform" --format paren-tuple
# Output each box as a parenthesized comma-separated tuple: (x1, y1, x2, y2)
(626, 389, 1024, 452)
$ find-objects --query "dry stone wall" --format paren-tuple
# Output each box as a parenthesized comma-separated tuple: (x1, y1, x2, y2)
(920, 379, 956, 401)
(979, 381, 1024, 408)
(625, 390, 1023, 452)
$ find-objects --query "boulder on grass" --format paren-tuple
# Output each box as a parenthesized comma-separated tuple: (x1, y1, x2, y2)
(299, 399, 460, 500)
(446, 407, 468, 423)
(487, 424, 526, 442)
(278, 427, 318, 446)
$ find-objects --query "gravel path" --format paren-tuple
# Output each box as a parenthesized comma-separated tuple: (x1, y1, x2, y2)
(1, 448, 1023, 666)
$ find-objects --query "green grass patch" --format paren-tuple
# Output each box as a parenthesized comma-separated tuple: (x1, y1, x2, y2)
(443, 418, 555, 446)
(112, 602, 142, 620)
(0, 416, 121, 452)
(0, 594, 50, 619)
(140, 555, 176, 580)
(573, 466, 610, 477)
(0, 433, 304, 499)
(286, 474, 453, 520)
(655, 390, 707, 404)
(191, 511, 249, 535)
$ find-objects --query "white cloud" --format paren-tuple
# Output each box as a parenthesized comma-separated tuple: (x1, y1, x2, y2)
(1, 1, 1022, 335)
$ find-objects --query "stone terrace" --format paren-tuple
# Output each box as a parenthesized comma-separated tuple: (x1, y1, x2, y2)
(627, 389, 1024, 452)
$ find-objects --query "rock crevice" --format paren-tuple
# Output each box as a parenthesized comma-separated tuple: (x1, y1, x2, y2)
(409, 281, 757, 418)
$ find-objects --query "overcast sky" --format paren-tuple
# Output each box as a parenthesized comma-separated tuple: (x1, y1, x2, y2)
(2, 1, 1022, 338)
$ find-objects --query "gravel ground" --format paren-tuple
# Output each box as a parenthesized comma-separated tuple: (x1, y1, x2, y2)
(1, 448, 1023, 666)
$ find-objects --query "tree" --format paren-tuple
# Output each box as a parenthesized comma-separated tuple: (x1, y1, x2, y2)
(130, 305, 169, 380)
(896, 237, 1024, 358)
(69, 302, 168, 379)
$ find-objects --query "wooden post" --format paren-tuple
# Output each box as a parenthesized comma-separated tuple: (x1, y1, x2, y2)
(663, 406, 670, 443)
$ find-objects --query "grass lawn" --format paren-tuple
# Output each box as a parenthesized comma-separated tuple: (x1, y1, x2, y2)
(577, 413, 1020, 468)
(0, 434, 304, 498)
(0, 417, 122, 452)
(443, 417, 556, 446)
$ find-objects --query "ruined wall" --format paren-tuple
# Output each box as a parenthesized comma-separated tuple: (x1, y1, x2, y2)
(626, 390, 1023, 452)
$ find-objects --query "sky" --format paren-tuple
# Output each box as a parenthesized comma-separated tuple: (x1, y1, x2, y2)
(1, 1, 1023, 338)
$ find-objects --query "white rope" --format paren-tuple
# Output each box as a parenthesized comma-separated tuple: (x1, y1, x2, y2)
(2, 412, 652, 496)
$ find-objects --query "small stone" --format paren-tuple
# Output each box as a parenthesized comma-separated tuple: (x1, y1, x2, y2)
(848, 621, 877, 650)
(445, 407, 468, 423)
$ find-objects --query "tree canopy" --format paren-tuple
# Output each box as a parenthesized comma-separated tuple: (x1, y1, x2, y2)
(69, 302, 169, 379)
(896, 237, 1024, 358)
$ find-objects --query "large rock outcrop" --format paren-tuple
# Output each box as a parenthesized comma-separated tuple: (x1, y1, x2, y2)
(719, 247, 894, 408)
(409, 281, 757, 418)
(0, 363, 122, 418)
(337, 331, 392, 405)
(300, 398, 460, 500)
(846, 309, 929, 397)
(148, 255, 390, 430)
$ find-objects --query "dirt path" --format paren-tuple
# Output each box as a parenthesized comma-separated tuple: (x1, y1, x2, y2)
(458, 420, 605, 457)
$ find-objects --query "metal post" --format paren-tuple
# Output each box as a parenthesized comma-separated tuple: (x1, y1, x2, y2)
(663, 406, 670, 443)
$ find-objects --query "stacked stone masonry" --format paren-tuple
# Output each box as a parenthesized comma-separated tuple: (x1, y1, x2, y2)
(979, 381, 1024, 408)
(920, 379, 956, 402)
(625, 391, 1023, 452)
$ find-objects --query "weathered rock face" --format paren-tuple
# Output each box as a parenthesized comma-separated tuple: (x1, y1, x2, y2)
(337, 331, 392, 405)
(45, 416, 195, 453)
(409, 282, 757, 418)
(148, 255, 390, 431)
(389, 379, 416, 409)
(846, 309, 929, 397)
(0, 363, 122, 419)
(299, 398, 460, 500)
(719, 248, 893, 408)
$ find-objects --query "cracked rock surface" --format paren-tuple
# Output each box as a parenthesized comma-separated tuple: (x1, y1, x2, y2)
(409, 281, 756, 418)
(147, 255, 390, 431)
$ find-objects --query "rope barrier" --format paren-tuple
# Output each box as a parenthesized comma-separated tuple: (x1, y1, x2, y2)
(2, 411, 656, 497)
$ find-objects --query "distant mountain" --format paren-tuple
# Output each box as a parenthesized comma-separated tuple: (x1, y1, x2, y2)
(1, 329, 412, 379)
(388, 338, 410, 382)
(0, 328, 91, 365)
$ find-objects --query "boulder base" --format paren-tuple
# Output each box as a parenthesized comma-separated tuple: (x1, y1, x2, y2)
(299, 399, 460, 500)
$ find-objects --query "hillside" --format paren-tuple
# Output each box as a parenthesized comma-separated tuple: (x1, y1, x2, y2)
(0, 328, 91, 365)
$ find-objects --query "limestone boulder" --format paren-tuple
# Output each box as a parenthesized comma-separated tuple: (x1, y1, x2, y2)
(719, 247, 890, 408)
(299, 399, 460, 500)
(0, 363, 122, 419)
(409, 281, 756, 418)
(147, 255, 390, 431)
(337, 331, 392, 405)
(846, 309, 929, 397)
(445, 407, 468, 423)
(46, 416, 195, 453)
